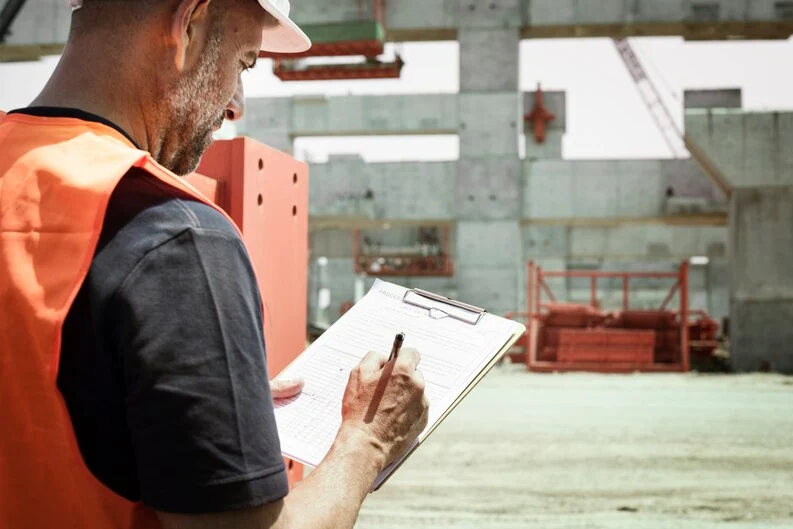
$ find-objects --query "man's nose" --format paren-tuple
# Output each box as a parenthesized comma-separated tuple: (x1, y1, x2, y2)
(225, 78, 246, 122)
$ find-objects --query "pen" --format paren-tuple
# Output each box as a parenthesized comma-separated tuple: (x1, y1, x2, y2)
(388, 332, 405, 362)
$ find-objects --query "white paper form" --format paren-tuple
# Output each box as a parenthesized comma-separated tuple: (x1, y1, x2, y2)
(273, 279, 524, 486)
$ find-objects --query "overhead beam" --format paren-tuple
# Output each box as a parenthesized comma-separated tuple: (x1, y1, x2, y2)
(387, 21, 793, 42)
(4, 0, 793, 63)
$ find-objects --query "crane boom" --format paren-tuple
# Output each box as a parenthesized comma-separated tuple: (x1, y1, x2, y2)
(613, 38, 733, 198)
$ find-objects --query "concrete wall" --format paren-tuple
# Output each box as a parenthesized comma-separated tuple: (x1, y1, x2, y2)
(241, 95, 460, 140)
(525, 160, 666, 219)
(6, 0, 793, 50)
(305, 148, 729, 325)
(308, 156, 456, 220)
(684, 88, 743, 109)
(729, 186, 793, 373)
(685, 110, 793, 188)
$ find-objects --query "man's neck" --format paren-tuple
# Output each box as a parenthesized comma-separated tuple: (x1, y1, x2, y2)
(32, 40, 153, 153)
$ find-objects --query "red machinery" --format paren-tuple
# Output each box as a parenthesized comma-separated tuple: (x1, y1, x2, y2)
(353, 225, 454, 277)
(259, 1, 403, 82)
(524, 83, 556, 144)
(189, 137, 308, 487)
(506, 261, 719, 373)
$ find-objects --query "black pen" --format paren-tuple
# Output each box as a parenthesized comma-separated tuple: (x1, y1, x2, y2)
(388, 332, 405, 362)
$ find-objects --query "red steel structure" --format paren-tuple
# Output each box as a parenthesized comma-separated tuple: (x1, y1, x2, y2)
(524, 83, 556, 144)
(189, 137, 309, 487)
(273, 56, 404, 81)
(515, 261, 693, 373)
(353, 226, 454, 277)
(261, 1, 402, 82)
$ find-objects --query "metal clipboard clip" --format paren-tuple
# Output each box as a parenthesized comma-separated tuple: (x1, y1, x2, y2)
(402, 288, 487, 325)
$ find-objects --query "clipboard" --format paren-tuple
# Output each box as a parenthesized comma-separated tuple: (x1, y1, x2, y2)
(272, 280, 525, 492)
(371, 311, 524, 491)
(402, 288, 487, 325)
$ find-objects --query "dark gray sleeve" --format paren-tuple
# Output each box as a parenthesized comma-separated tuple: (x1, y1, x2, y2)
(112, 227, 288, 514)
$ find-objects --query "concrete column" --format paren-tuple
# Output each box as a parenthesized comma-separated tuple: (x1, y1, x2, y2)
(240, 97, 293, 154)
(729, 186, 793, 373)
(456, 27, 522, 315)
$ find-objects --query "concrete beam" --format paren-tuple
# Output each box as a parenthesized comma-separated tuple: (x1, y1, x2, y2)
(308, 157, 457, 220)
(685, 110, 793, 188)
(522, 224, 728, 261)
(525, 159, 669, 219)
(271, 94, 459, 138)
(684, 88, 743, 109)
(5, 0, 793, 61)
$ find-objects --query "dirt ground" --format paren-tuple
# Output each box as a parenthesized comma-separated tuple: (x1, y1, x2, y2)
(356, 366, 793, 529)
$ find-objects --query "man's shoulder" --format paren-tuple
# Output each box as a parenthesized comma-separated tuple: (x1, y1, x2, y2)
(89, 167, 242, 297)
(106, 167, 236, 239)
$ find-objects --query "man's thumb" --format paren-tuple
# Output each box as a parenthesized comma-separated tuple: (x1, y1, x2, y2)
(271, 378, 305, 400)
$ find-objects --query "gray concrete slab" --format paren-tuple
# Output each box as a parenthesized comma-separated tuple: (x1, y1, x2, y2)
(454, 0, 524, 28)
(288, 95, 458, 137)
(310, 229, 355, 259)
(456, 221, 522, 267)
(524, 160, 574, 218)
(616, 160, 665, 217)
(456, 157, 522, 220)
(684, 88, 742, 109)
(729, 186, 793, 373)
(525, 130, 564, 160)
(746, 0, 780, 20)
(529, 0, 576, 25)
(633, 0, 686, 22)
(570, 225, 728, 260)
(576, 0, 628, 24)
(455, 265, 519, 314)
(661, 159, 724, 201)
(571, 161, 620, 218)
(685, 110, 793, 188)
(729, 186, 793, 302)
(289, 0, 360, 24)
(732, 300, 793, 373)
(8, 0, 793, 51)
(459, 93, 521, 157)
(521, 225, 569, 258)
(459, 29, 519, 92)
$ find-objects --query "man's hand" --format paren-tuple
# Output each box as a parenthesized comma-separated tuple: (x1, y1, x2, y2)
(271, 378, 304, 400)
(338, 349, 430, 469)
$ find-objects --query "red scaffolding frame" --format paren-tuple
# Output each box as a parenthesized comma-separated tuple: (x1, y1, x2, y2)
(518, 261, 691, 373)
(353, 226, 454, 277)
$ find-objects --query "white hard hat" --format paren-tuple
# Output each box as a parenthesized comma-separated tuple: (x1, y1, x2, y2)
(258, 0, 312, 53)
(68, 0, 311, 54)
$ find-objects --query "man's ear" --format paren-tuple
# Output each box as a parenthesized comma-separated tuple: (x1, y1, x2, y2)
(171, 0, 214, 71)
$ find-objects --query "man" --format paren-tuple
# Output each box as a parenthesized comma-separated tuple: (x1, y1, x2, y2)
(0, 1, 429, 528)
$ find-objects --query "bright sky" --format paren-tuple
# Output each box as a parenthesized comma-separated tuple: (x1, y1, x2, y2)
(2, 37, 792, 162)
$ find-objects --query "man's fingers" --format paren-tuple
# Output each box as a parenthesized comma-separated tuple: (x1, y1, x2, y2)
(358, 350, 388, 375)
(271, 378, 304, 400)
(394, 347, 421, 373)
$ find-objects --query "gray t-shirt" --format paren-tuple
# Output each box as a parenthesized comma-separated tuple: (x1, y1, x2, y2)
(28, 107, 289, 514)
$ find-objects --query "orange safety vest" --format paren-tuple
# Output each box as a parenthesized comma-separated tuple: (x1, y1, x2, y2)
(0, 111, 239, 528)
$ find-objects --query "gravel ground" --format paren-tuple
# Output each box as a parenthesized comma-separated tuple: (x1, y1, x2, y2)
(356, 366, 793, 529)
